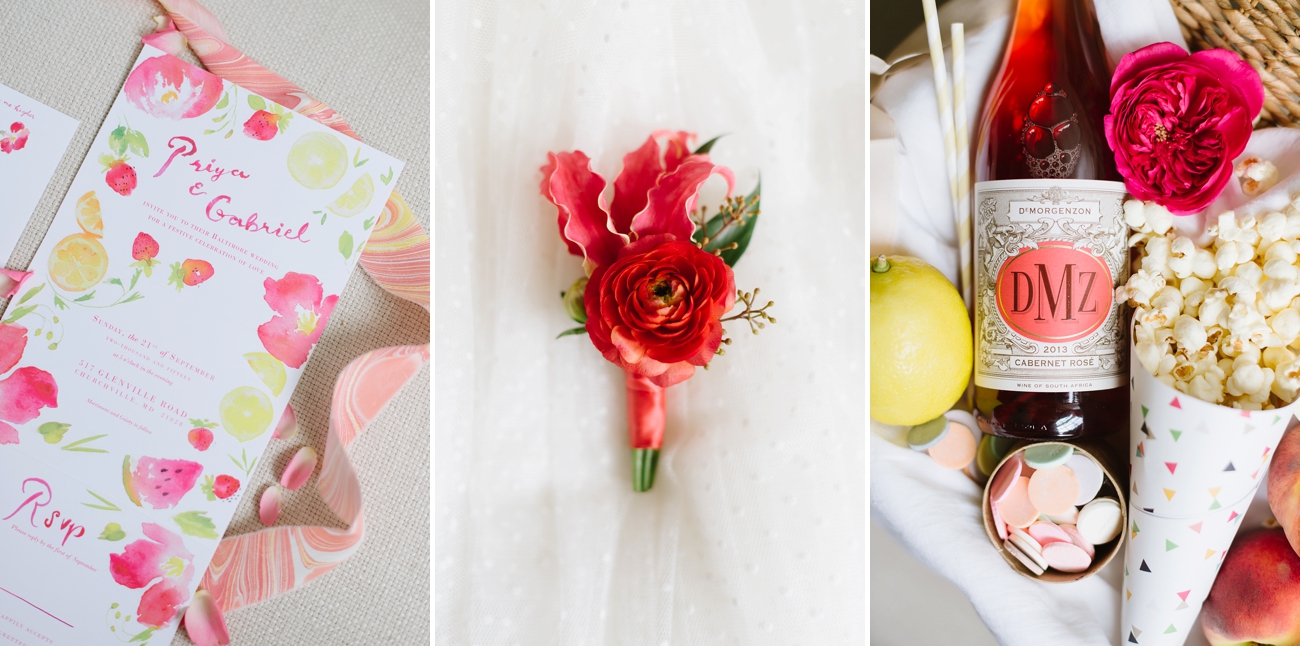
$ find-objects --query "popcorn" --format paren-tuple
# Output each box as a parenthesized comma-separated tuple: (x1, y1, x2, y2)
(1236, 157, 1279, 196)
(1121, 176, 1300, 407)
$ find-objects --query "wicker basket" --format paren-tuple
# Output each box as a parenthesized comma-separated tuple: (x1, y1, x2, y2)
(1169, 0, 1300, 127)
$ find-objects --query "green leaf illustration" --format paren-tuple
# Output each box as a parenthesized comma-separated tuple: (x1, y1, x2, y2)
(128, 627, 155, 643)
(380, 167, 394, 185)
(248, 95, 267, 111)
(109, 126, 129, 156)
(62, 434, 109, 453)
(38, 422, 70, 444)
(2, 305, 36, 325)
(99, 522, 126, 541)
(82, 490, 121, 512)
(52, 294, 68, 310)
(173, 511, 218, 539)
(353, 147, 369, 168)
(15, 283, 43, 305)
(125, 129, 149, 157)
(339, 230, 354, 261)
(363, 217, 375, 230)
(215, 92, 229, 110)
(73, 291, 96, 302)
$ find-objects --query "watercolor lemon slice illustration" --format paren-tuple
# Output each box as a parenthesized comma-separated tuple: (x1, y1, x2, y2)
(219, 386, 275, 442)
(243, 352, 287, 397)
(48, 233, 109, 292)
(75, 191, 104, 237)
(287, 132, 348, 190)
(326, 173, 374, 218)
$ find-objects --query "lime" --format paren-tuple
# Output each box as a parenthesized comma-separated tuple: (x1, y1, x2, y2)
(326, 173, 374, 218)
(286, 132, 348, 190)
(48, 233, 109, 292)
(243, 352, 287, 396)
(219, 386, 275, 442)
(870, 255, 972, 426)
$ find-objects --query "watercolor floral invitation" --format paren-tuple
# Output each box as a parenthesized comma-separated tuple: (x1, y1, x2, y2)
(0, 44, 402, 645)
(0, 82, 78, 264)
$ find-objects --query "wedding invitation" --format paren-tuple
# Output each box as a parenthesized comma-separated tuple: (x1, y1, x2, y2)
(0, 82, 78, 264)
(0, 45, 402, 645)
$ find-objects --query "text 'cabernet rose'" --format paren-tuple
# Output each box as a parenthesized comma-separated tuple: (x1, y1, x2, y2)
(585, 237, 736, 388)
(1105, 42, 1264, 215)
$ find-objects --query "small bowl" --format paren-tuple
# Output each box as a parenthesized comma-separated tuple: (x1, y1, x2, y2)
(981, 440, 1127, 582)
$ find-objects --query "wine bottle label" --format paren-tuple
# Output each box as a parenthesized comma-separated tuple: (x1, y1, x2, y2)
(974, 179, 1129, 392)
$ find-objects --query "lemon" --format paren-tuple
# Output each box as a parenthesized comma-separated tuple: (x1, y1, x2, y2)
(48, 233, 109, 292)
(243, 352, 287, 396)
(75, 191, 104, 237)
(219, 386, 275, 442)
(871, 255, 972, 426)
(286, 132, 348, 190)
(326, 173, 374, 218)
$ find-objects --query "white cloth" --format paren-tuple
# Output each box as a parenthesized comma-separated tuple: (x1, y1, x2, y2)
(435, 1, 865, 644)
(869, 2, 1265, 645)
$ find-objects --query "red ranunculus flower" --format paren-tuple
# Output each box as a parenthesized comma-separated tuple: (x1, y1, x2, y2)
(585, 236, 736, 387)
(1105, 42, 1264, 215)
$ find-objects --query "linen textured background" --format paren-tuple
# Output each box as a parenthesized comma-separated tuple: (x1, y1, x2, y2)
(0, 1, 430, 644)
(435, 0, 865, 644)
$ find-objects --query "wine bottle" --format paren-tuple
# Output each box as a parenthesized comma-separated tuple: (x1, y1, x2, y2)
(972, 0, 1129, 440)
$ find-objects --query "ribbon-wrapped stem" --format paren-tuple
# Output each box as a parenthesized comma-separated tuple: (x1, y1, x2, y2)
(625, 371, 666, 492)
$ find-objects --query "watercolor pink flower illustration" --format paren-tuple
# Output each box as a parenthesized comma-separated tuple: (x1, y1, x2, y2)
(123, 55, 224, 120)
(0, 122, 28, 153)
(0, 323, 58, 444)
(257, 272, 338, 369)
(108, 523, 194, 628)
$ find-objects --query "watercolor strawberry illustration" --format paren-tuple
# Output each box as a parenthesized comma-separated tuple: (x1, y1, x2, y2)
(129, 232, 161, 277)
(187, 418, 218, 451)
(200, 474, 241, 501)
(99, 154, 138, 196)
(167, 259, 214, 291)
(243, 110, 280, 140)
(123, 455, 203, 509)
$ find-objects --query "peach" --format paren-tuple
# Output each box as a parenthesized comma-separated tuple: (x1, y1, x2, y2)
(1202, 528, 1300, 646)
(1268, 423, 1300, 556)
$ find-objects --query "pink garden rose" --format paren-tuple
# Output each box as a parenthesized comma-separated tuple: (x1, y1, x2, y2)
(1105, 42, 1264, 215)
(109, 523, 194, 628)
(124, 55, 224, 120)
(541, 131, 737, 386)
(256, 272, 338, 369)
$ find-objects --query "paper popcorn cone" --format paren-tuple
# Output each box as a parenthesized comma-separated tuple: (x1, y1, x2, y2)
(1120, 493, 1254, 645)
(1127, 346, 1297, 517)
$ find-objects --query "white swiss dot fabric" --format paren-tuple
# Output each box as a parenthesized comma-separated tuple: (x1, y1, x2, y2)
(435, 0, 865, 644)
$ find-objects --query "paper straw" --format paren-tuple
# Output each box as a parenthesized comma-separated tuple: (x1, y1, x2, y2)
(921, 0, 961, 293)
(952, 22, 972, 309)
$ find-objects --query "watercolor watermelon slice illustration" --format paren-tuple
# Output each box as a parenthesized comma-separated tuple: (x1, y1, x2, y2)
(122, 455, 203, 509)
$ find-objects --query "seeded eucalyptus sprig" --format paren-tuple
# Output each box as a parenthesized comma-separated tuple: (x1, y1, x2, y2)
(721, 287, 776, 339)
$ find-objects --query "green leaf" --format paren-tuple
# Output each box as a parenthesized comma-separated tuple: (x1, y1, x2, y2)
(363, 217, 375, 230)
(38, 422, 70, 444)
(108, 277, 123, 287)
(321, 213, 328, 225)
(109, 126, 129, 156)
(248, 95, 267, 111)
(202, 129, 218, 135)
(353, 147, 369, 168)
(339, 230, 354, 260)
(224, 129, 233, 139)
(52, 294, 68, 310)
(128, 627, 155, 643)
(99, 522, 126, 541)
(73, 291, 96, 302)
(82, 490, 121, 512)
(126, 129, 149, 157)
(556, 326, 587, 339)
(47, 343, 57, 350)
(15, 283, 43, 305)
(697, 178, 761, 267)
(98, 153, 118, 170)
(215, 92, 229, 110)
(172, 511, 218, 539)
(1, 305, 36, 325)
(693, 134, 725, 155)
(62, 434, 108, 452)
(381, 167, 394, 185)
(121, 292, 145, 304)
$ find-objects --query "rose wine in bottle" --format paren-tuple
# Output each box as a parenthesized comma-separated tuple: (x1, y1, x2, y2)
(972, 0, 1129, 440)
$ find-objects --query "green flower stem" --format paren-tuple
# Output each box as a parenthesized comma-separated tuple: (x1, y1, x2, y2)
(632, 448, 659, 492)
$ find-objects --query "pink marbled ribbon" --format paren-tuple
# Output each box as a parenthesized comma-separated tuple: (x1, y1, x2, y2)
(145, 0, 430, 627)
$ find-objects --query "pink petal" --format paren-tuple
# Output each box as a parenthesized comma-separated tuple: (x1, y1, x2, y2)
(271, 403, 298, 441)
(0, 270, 32, 299)
(263, 272, 325, 315)
(609, 136, 662, 235)
(1111, 42, 1189, 99)
(1189, 48, 1265, 118)
(653, 129, 696, 174)
(0, 366, 57, 424)
(542, 151, 627, 269)
(258, 485, 281, 526)
(137, 578, 188, 628)
(257, 316, 311, 369)
(109, 539, 168, 589)
(183, 590, 230, 646)
(0, 324, 28, 375)
(630, 160, 735, 241)
(647, 360, 697, 388)
(0, 421, 17, 445)
(280, 447, 317, 491)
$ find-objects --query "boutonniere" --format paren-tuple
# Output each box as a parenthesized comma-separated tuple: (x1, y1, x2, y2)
(541, 131, 772, 491)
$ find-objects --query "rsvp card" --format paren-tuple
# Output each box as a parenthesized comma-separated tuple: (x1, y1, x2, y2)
(0, 83, 78, 264)
(0, 45, 402, 645)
